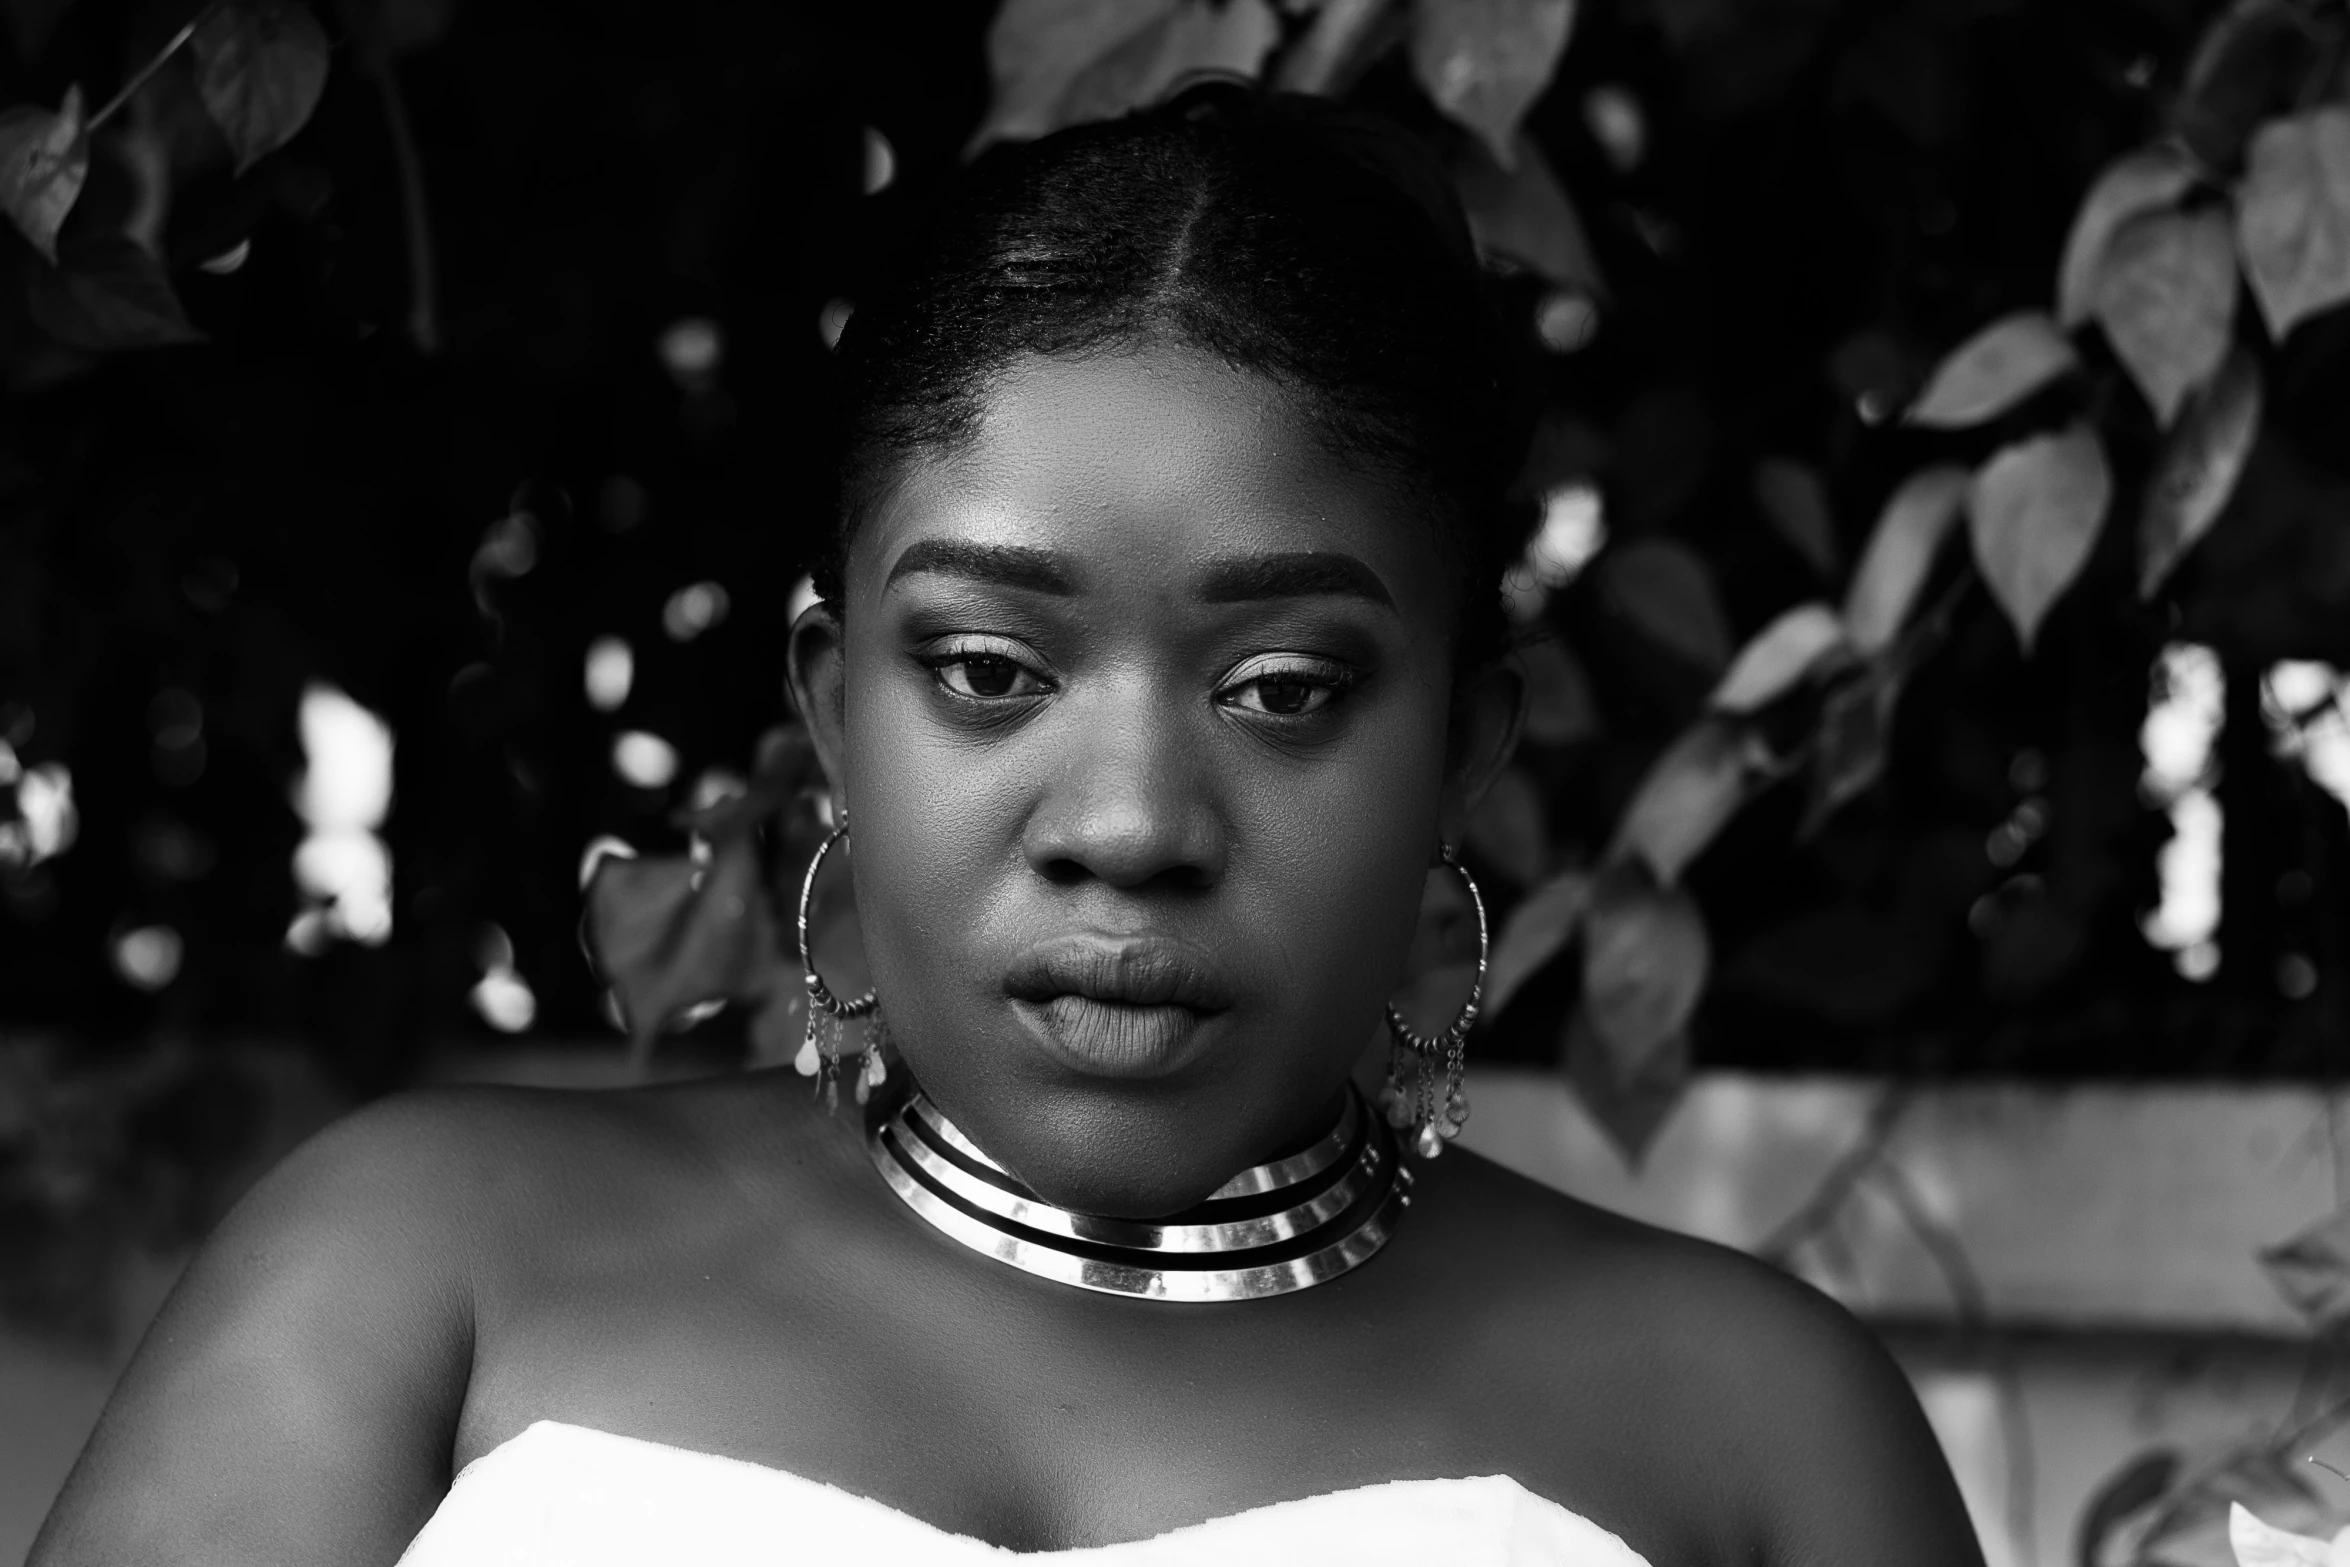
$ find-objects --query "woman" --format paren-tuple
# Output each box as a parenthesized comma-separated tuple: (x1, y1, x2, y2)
(33, 88, 1981, 1565)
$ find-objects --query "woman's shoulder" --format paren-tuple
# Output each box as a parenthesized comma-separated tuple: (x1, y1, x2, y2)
(1419, 1148, 1982, 1564)
(1430, 1143, 1847, 1313)
(266, 1069, 851, 1260)
(1429, 1145, 1909, 1409)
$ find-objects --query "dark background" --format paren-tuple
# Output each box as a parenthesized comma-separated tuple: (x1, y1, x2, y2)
(7, 0, 2350, 1335)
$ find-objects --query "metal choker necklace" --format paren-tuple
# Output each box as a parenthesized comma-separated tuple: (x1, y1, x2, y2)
(867, 1081, 1410, 1302)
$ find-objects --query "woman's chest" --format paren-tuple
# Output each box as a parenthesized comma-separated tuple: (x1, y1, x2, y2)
(449, 1237, 1702, 1561)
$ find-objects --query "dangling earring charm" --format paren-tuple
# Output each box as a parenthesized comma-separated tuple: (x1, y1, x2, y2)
(1380, 841, 1487, 1160)
(796, 805, 885, 1111)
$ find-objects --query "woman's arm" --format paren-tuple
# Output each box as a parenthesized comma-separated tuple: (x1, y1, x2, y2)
(30, 1092, 486, 1567)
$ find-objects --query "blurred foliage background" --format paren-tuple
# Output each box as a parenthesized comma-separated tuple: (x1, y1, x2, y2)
(5, 0, 2350, 1343)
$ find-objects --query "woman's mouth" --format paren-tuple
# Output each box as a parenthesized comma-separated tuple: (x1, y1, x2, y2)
(1003, 936, 1232, 1079)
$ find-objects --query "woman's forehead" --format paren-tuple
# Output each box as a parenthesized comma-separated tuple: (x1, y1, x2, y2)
(850, 345, 1452, 615)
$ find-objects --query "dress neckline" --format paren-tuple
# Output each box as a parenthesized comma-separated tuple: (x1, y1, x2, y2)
(424, 1419, 1655, 1564)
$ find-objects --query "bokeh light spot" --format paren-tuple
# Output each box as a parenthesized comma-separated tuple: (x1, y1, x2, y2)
(2280, 953, 2319, 1000)
(662, 581, 730, 641)
(2140, 645, 2223, 969)
(472, 512, 538, 581)
(470, 922, 537, 1033)
(1508, 481, 1609, 617)
(689, 767, 747, 811)
(1583, 84, 1646, 171)
(1535, 291, 1599, 354)
(2264, 661, 2350, 813)
(16, 763, 77, 863)
(198, 239, 252, 275)
(613, 731, 679, 789)
(112, 925, 183, 990)
(291, 684, 396, 950)
(585, 636, 634, 711)
(863, 126, 897, 195)
(659, 317, 724, 386)
(818, 298, 853, 351)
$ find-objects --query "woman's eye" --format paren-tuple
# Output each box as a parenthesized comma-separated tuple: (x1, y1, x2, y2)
(931, 654, 1046, 701)
(1217, 660, 1349, 717)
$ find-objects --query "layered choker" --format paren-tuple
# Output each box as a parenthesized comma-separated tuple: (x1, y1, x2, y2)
(866, 1082, 1410, 1302)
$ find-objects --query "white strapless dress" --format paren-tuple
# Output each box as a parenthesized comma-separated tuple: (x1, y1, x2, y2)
(398, 1421, 1652, 1565)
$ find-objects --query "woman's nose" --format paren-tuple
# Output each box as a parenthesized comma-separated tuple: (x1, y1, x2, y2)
(1022, 704, 1226, 891)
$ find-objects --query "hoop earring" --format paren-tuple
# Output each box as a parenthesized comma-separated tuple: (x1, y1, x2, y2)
(796, 806, 887, 1111)
(1380, 842, 1487, 1160)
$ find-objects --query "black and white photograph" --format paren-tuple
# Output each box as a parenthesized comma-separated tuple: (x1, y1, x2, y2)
(6, 0, 2350, 1562)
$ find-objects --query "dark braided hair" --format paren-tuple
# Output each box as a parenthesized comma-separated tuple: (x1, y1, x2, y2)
(822, 82, 1531, 669)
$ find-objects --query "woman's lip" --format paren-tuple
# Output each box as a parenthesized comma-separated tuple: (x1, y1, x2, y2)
(1014, 995, 1215, 1079)
(1003, 935, 1233, 1011)
(1003, 935, 1231, 1079)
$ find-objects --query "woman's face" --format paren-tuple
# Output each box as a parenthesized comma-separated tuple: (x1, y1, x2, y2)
(792, 342, 1510, 1217)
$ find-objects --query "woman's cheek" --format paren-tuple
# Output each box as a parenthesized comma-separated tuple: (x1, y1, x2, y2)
(1237, 708, 1448, 1039)
(841, 673, 1002, 1032)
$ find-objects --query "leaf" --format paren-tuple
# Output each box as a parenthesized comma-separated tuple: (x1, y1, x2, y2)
(1410, 0, 1575, 168)
(1608, 717, 1765, 884)
(583, 848, 765, 1045)
(1273, 0, 1395, 95)
(2140, 345, 2262, 599)
(2055, 145, 2199, 328)
(1966, 424, 2113, 651)
(1463, 763, 1550, 885)
(582, 723, 834, 1062)
(2074, 1450, 2180, 1567)
(1516, 636, 1599, 746)
(1904, 311, 2079, 429)
(1053, 0, 1280, 131)
(0, 84, 88, 263)
(1710, 602, 1847, 714)
(1752, 458, 1837, 575)
(2238, 107, 2350, 341)
(1598, 537, 1734, 672)
(2094, 206, 2239, 427)
(2177, 0, 2312, 172)
(1581, 866, 1708, 1064)
(977, 0, 1175, 147)
(1453, 133, 1604, 291)
(2261, 1210, 2350, 1331)
(1844, 466, 1967, 657)
(974, 0, 1281, 146)
(191, 0, 332, 174)
(1484, 866, 1592, 1020)
(26, 233, 202, 349)
(1564, 1007, 1686, 1168)
(1801, 670, 1899, 835)
(1574, 862, 1707, 1153)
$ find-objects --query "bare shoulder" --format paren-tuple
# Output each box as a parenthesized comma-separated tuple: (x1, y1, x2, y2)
(30, 1074, 817, 1567)
(1422, 1150, 1983, 1566)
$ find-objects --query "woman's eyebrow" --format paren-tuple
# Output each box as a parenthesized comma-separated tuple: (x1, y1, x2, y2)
(884, 539, 1075, 595)
(1197, 551, 1397, 611)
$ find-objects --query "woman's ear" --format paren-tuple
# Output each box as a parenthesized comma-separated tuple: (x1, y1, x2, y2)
(786, 601, 850, 813)
(1438, 653, 1526, 848)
